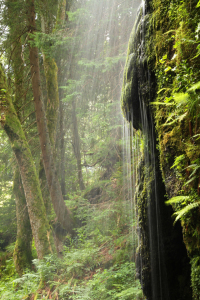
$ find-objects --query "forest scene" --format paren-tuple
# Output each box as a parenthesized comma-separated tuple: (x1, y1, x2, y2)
(0, 0, 200, 299)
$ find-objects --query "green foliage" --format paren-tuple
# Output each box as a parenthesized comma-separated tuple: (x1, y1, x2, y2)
(0, 228, 144, 299)
(173, 202, 200, 223)
(166, 195, 200, 223)
(70, 262, 143, 300)
(171, 154, 186, 171)
(165, 195, 190, 205)
(187, 81, 200, 92)
(151, 1, 200, 297)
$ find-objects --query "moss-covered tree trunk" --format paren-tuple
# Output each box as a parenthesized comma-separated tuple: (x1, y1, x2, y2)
(39, 0, 68, 204)
(27, 0, 74, 233)
(43, 55, 59, 147)
(13, 168, 33, 275)
(0, 63, 55, 259)
(38, 15, 60, 217)
(6, 0, 34, 272)
(12, 42, 33, 271)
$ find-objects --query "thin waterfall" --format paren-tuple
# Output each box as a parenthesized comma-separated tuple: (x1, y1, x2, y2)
(121, 1, 171, 299)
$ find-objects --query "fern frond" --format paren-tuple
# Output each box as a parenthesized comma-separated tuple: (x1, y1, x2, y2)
(173, 202, 200, 223)
(193, 134, 200, 140)
(187, 81, 200, 92)
(150, 102, 174, 106)
(163, 111, 187, 126)
(171, 154, 185, 169)
(157, 87, 171, 94)
(165, 196, 190, 205)
(189, 165, 200, 178)
(184, 176, 197, 186)
(173, 93, 189, 104)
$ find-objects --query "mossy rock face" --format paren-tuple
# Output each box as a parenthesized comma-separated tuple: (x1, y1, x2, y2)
(135, 159, 151, 299)
(146, 0, 200, 296)
(134, 154, 192, 300)
(120, 7, 153, 130)
(121, 0, 195, 298)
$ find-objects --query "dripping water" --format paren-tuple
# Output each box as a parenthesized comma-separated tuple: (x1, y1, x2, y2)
(121, 1, 171, 299)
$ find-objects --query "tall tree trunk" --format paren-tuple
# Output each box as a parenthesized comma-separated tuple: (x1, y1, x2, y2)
(72, 100, 85, 190)
(0, 63, 55, 259)
(13, 168, 33, 275)
(26, 0, 74, 233)
(7, 0, 34, 272)
(39, 16, 60, 217)
(12, 42, 33, 272)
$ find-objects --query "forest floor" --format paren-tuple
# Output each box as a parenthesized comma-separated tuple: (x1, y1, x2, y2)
(0, 227, 144, 300)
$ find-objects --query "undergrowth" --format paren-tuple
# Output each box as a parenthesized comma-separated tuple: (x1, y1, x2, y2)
(0, 230, 144, 300)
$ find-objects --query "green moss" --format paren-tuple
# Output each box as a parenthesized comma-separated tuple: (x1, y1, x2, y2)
(43, 55, 59, 146)
(146, 0, 200, 297)
(134, 158, 154, 299)
(191, 256, 200, 300)
(120, 0, 200, 295)
(120, 9, 145, 129)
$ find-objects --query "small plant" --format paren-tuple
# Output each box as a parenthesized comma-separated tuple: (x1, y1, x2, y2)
(165, 195, 200, 223)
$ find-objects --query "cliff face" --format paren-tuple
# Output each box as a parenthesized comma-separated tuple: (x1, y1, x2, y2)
(121, 0, 200, 299)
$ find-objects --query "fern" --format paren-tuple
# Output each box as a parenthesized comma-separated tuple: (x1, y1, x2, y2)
(173, 202, 200, 223)
(183, 162, 200, 186)
(184, 176, 197, 186)
(150, 101, 174, 106)
(193, 134, 200, 140)
(165, 195, 190, 205)
(166, 196, 200, 224)
(187, 81, 200, 92)
(188, 165, 200, 177)
(171, 154, 185, 169)
(173, 93, 189, 104)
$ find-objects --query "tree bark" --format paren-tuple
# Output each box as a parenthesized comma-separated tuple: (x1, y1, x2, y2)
(13, 168, 33, 275)
(43, 55, 59, 147)
(39, 15, 60, 218)
(26, 0, 74, 233)
(0, 63, 55, 259)
(11, 32, 34, 272)
(6, 3, 34, 271)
